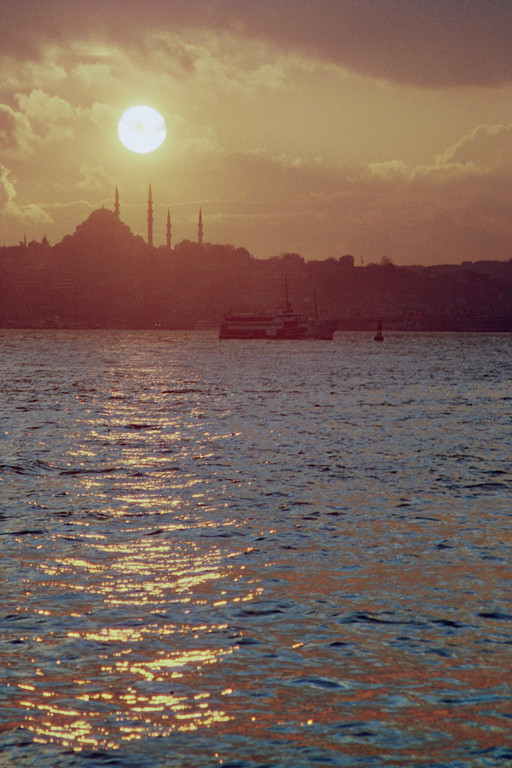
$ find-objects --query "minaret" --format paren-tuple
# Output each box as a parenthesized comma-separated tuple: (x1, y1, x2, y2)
(166, 209, 172, 250)
(114, 186, 120, 218)
(198, 206, 203, 247)
(147, 183, 153, 248)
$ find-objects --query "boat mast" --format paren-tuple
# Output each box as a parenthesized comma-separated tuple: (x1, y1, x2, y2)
(284, 275, 291, 312)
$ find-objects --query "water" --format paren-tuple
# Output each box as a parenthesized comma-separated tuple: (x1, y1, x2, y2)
(1, 330, 512, 767)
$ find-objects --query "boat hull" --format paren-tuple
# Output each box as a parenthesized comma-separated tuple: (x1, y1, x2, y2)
(219, 314, 337, 340)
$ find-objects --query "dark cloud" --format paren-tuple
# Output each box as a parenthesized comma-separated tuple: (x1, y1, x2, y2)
(2, 0, 512, 88)
(247, 0, 512, 88)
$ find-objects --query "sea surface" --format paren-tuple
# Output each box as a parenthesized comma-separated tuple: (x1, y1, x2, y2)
(1, 330, 512, 768)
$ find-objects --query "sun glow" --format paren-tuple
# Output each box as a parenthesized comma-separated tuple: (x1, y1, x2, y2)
(118, 106, 166, 153)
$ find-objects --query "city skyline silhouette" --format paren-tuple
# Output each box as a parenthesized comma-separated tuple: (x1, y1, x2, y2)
(1, 2, 512, 265)
(2, 185, 512, 331)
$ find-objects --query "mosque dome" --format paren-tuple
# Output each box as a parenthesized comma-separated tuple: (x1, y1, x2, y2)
(54, 206, 145, 261)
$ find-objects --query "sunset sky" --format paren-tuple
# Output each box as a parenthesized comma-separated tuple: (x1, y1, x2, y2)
(2, 0, 512, 265)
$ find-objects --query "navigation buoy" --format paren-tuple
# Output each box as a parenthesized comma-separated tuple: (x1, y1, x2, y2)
(374, 317, 384, 342)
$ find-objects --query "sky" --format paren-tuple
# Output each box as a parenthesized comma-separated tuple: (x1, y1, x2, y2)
(2, 0, 512, 265)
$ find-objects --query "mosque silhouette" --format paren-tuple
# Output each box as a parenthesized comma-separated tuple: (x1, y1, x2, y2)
(113, 184, 203, 250)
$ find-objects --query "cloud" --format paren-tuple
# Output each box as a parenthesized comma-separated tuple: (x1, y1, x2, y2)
(365, 124, 512, 184)
(354, 127, 512, 262)
(0, 104, 38, 153)
(0, 58, 67, 94)
(0, 164, 16, 208)
(16, 89, 74, 124)
(366, 160, 411, 181)
(436, 124, 512, 173)
(77, 163, 114, 193)
(136, 29, 297, 101)
(193, 138, 512, 264)
(72, 62, 114, 89)
(0, 92, 81, 158)
(0, 164, 53, 226)
(2, 0, 512, 88)
(88, 101, 116, 130)
(10, 90, 113, 148)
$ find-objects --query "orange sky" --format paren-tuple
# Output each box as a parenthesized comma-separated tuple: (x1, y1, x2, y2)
(1, 0, 512, 265)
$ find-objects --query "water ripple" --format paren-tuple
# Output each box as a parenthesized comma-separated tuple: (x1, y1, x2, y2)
(1, 330, 512, 767)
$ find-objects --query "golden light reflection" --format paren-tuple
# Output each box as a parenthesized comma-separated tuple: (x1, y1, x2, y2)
(108, 646, 233, 683)
(19, 664, 234, 750)
(67, 627, 145, 643)
(18, 683, 36, 692)
(38, 527, 253, 610)
(10, 510, 273, 752)
(19, 698, 108, 751)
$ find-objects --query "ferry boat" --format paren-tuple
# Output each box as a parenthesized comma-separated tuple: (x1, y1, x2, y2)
(219, 283, 337, 340)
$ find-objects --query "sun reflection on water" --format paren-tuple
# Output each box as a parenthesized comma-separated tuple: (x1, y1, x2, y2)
(9, 511, 263, 753)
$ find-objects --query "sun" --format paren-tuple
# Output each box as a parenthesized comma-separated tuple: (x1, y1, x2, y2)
(118, 106, 166, 153)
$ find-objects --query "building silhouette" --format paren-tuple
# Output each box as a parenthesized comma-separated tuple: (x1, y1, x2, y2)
(2, 185, 512, 331)
(198, 206, 203, 248)
(166, 209, 172, 250)
(147, 184, 153, 248)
